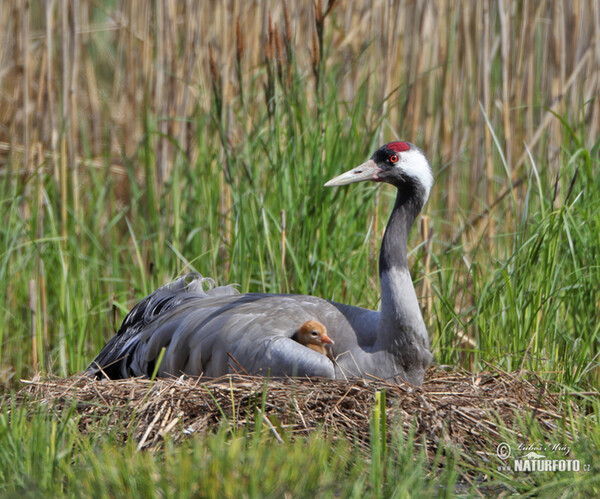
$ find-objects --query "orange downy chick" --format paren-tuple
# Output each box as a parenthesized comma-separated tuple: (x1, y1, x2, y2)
(294, 320, 335, 360)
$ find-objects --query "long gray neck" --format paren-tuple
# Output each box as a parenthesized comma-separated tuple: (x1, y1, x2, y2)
(376, 187, 430, 358)
(379, 187, 421, 273)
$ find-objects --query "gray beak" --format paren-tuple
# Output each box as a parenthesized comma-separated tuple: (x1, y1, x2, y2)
(324, 159, 381, 186)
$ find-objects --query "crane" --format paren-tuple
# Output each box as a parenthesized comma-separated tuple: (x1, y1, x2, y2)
(86, 142, 434, 384)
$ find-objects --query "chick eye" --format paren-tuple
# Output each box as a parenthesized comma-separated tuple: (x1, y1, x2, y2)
(389, 154, 399, 163)
(311, 331, 319, 336)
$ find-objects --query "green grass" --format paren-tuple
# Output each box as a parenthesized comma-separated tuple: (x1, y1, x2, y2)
(2, 391, 599, 497)
(1, 3, 600, 496)
(1, 398, 460, 498)
(433, 140, 600, 384)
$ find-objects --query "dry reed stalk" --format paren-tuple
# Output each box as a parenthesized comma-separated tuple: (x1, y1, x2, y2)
(34, 141, 48, 367)
(44, 0, 58, 179)
(280, 209, 287, 291)
(3, 1, 598, 190)
(481, 0, 495, 244)
(59, 0, 69, 247)
(155, 0, 166, 187)
(80, 2, 101, 155)
(420, 216, 434, 329)
(20, 0, 30, 188)
(219, 176, 232, 279)
(39, 259, 48, 359)
(498, 0, 512, 169)
(69, 0, 80, 220)
(177, 1, 199, 158)
(28, 279, 37, 369)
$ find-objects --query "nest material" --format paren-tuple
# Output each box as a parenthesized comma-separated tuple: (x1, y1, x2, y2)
(15, 366, 572, 458)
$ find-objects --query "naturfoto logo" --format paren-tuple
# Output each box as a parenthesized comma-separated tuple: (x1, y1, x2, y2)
(496, 442, 590, 473)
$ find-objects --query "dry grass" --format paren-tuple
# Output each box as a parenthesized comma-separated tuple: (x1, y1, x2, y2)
(16, 366, 575, 460)
(2, 1, 599, 213)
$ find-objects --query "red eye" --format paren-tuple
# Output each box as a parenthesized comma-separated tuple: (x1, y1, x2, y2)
(389, 154, 399, 163)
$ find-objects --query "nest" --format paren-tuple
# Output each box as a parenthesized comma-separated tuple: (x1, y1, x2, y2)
(15, 366, 573, 460)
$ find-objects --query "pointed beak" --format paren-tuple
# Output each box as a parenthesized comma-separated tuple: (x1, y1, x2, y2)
(324, 159, 381, 186)
(321, 335, 335, 345)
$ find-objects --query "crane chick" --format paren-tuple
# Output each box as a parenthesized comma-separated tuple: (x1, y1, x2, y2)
(293, 320, 335, 361)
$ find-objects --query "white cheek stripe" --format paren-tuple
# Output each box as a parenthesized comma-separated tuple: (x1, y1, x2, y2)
(398, 149, 433, 200)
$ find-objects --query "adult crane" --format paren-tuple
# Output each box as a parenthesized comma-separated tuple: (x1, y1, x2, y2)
(87, 142, 434, 384)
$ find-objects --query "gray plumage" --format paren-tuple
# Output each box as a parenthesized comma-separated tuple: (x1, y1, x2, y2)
(86, 142, 433, 384)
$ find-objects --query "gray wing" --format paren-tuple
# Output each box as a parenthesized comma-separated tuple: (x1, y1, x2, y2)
(86, 273, 351, 379)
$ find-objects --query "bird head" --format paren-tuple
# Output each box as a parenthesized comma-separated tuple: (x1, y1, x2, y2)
(297, 320, 335, 346)
(324, 141, 433, 202)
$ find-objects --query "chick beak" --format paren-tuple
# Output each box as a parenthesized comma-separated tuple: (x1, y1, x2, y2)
(321, 335, 335, 345)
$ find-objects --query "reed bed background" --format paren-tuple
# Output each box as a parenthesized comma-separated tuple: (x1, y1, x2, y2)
(1, 0, 600, 495)
(1, 0, 599, 384)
